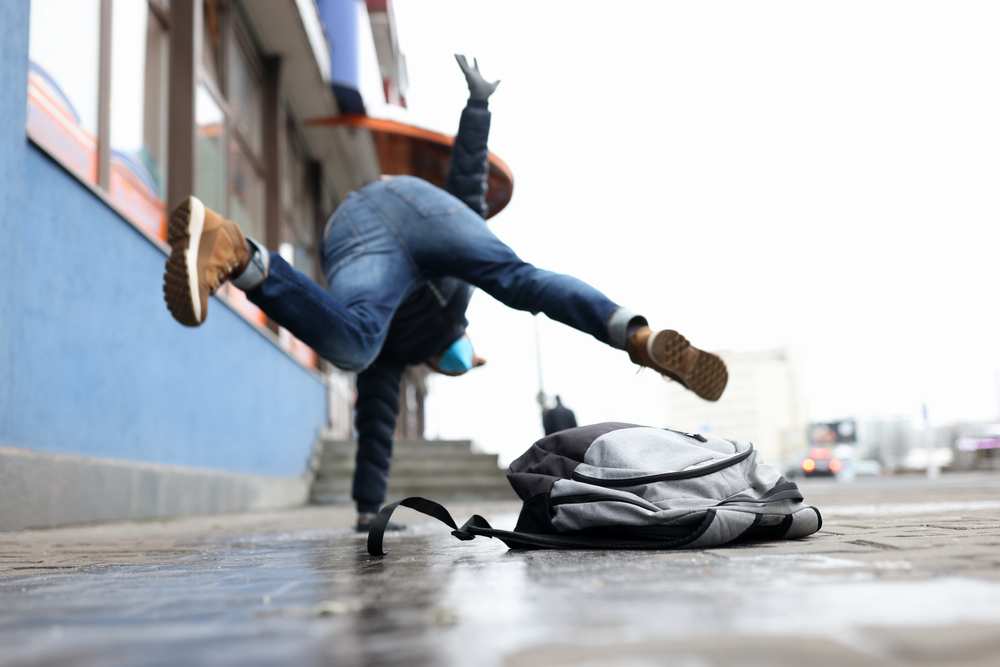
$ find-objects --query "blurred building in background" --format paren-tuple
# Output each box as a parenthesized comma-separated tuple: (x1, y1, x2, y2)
(0, 0, 512, 530)
(795, 416, 1000, 475)
(855, 417, 996, 473)
(954, 423, 1000, 471)
(663, 346, 809, 467)
(852, 417, 915, 471)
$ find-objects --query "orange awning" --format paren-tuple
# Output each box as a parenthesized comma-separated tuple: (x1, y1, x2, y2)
(306, 114, 513, 219)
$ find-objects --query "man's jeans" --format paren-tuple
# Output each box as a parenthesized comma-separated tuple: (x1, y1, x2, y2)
(246, 176, 639, 371)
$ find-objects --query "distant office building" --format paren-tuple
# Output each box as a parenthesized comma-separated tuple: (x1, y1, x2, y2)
(663, 346, 809, 466)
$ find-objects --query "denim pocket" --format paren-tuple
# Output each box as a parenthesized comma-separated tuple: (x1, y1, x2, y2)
(385, 177, 466, 217)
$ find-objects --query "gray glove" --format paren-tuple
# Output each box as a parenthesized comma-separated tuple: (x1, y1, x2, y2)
(455, 54, 499, 101)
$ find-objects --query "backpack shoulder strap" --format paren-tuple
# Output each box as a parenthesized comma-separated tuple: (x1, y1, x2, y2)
(367, 496, 493, 555)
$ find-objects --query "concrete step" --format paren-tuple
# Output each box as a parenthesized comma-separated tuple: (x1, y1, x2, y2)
(318, 451, 500, 472)
(310, 488, 352, 504)
(314, 465, 507, 484)
(388, 458, 502, 476)
(386, 476, 517, 501)
(311, 482, 516, 504)
(383, 490, 517, 502)
(313, 463, 506, 485)
(310, 481, 352, 498)
(312, 473, 513, 493)
(310, 438, 514, 505)
(319, 439, 477, 456)
(317, 455, 355, 470)
(318, 448, 496, 467)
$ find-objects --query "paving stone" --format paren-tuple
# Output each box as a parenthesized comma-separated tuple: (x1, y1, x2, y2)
(2, 475, 1000, 665)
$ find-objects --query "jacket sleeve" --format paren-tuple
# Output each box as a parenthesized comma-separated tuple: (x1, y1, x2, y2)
(444, 100, 492, 219)
(352, 361, 404, 512)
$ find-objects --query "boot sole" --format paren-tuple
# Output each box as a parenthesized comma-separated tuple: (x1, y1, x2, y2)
(648, 330, 728, 402)
(162, 196, 205, 327)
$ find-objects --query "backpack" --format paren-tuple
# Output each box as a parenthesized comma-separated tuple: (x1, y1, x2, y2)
(367, 422, 822, 555)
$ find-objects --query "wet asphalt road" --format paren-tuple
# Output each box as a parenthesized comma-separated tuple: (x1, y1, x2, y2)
(2, 473, 1000, 667)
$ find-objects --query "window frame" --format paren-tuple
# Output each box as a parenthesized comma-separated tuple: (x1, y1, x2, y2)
(228, 16, 266, 170)
(102, 0, 172, 190)
(279, 114, 322, 281)
(194, 0, 267, 225)
(27, 0, 173, 227)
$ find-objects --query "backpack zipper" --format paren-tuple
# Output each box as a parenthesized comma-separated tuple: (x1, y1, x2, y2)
(662, 427, 708, 442)
(550, 493, 661, 512)
(570, 444, 754, 488)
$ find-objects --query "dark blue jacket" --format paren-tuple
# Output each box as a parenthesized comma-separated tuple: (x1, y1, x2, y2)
(352, 100, 492, 510)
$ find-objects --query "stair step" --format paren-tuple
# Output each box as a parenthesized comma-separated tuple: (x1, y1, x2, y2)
(310, 438, 514, 505)
(318, 455, 501, 472)
(388, 475, 511, 489)
(310, 491, 351, 505)
(387, 480, 517, 500)
(317, 456, 355, 471)
(319, 449, 496, 467)
(320, 439, 476, 455)
(388, 459, 503, 475)
(311, 477, 515, 504)
(311, 481, 352, 497)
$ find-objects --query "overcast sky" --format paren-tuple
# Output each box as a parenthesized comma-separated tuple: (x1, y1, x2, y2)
(389, 0, 1000, 464)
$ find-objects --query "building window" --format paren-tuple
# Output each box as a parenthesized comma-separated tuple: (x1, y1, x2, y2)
(27, 0, 170, 239)
(274, 116, 321, 368)
(27, 0, 102, 185)
(229, 41, 263, 156)
(195, 0, 267, 243)
(228, 141, 265, 242)
(280, 119, 317, 281)
(201, 0, 224, 89)
(195, 83, 227, 214)
(109, 0, 170, 237)
(193, 1, 269, 328)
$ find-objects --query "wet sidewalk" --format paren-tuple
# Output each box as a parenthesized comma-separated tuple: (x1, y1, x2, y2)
(2, 474, 1000, 667)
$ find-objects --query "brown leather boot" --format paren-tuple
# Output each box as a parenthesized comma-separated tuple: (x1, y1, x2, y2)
(626, 326, 728, 401)
(163, 196, 251, 327)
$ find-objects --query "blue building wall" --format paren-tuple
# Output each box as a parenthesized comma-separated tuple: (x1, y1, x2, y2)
(1, 5, 326, 479)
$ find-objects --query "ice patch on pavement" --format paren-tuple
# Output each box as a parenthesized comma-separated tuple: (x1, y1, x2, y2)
(723, 554, 864, 569)
(822, 500, 1000, 516)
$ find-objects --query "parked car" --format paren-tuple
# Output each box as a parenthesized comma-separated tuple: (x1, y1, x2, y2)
(787, 447, 842, 478)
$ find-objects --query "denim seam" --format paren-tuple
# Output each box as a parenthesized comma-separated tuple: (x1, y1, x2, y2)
(321, 211, 339, 244)
(360, 193, 423, 278)
(324, 211, 366, 276)
(385, 180, 467, 217)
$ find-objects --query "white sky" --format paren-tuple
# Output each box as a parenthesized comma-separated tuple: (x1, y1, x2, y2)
(391, 0, 1000, 464)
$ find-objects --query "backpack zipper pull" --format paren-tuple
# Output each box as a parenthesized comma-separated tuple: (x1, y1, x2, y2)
(663, 427, 708, 442)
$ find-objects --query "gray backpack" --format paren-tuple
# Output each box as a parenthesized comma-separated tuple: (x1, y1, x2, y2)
(368, 422, 822, 555)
